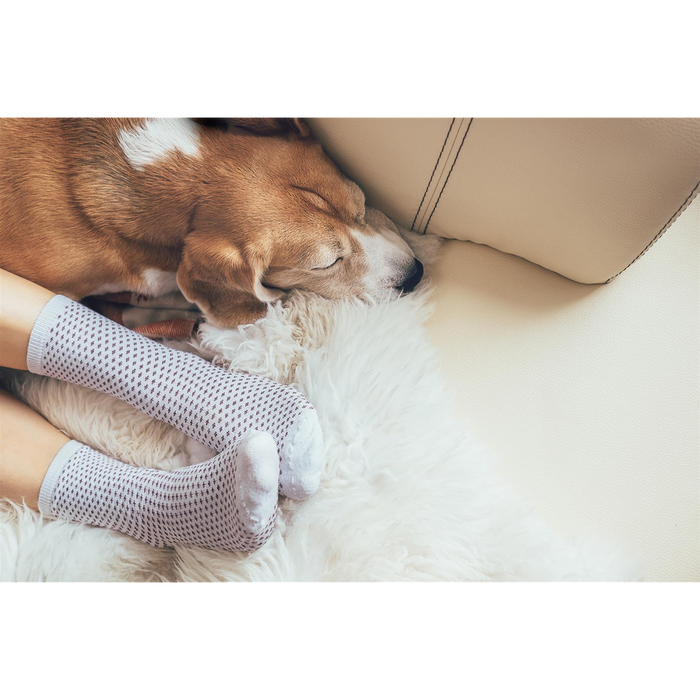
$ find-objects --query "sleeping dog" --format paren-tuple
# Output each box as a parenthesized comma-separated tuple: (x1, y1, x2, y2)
(0, 118, 423, 328)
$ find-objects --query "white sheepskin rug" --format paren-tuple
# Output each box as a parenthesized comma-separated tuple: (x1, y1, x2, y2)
(0, 232, 637, 581)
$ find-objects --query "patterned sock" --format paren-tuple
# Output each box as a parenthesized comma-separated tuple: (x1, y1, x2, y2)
(27, 295, 323, 500)
(38, 430, 279, 552)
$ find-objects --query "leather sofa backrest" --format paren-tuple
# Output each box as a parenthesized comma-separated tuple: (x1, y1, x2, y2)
(307, 118, 700, 283)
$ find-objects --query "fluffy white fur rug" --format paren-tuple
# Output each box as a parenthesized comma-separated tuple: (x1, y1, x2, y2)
(0, 232, 637, 581)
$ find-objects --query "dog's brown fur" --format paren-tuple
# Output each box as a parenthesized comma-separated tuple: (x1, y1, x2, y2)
(0, 118, 419, 327)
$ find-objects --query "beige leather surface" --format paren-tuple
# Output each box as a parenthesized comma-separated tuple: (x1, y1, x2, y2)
(308, 118, 700, 284)
(425, 197, 699, 581)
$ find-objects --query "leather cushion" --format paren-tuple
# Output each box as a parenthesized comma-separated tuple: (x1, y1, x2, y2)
(425, 197, 700, 580)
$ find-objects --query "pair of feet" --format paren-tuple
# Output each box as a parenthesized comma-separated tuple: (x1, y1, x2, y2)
(28, 295, 324, 553)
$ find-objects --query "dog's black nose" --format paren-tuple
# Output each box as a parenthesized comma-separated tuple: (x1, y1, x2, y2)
(396, 258, 424, 294)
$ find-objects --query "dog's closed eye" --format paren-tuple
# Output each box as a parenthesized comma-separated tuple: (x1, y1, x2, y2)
(312, 256, 343, 271)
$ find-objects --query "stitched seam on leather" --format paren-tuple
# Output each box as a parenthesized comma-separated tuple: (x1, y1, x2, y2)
(417, 120, 465, 233)
(412, 119, 455, 231)
(422, 118, 474, 234)
(605, 178, 700, 283)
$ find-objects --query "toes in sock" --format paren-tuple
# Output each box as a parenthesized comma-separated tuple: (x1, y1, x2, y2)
(235, 431, 279, 534)
(279, 407, 324, 500)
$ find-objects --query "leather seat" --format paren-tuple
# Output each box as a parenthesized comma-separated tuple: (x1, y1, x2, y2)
(308, 118, 700, 581)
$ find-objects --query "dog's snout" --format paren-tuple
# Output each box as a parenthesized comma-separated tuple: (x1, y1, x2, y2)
(395, 258, 424, 294)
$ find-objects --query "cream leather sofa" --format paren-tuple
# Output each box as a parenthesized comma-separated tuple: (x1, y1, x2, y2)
(308, 118, 700, 581)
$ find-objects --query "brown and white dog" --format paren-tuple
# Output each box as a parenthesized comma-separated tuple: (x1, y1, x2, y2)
(0, 118, 423, 328)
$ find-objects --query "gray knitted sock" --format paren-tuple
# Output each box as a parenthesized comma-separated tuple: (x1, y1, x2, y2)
(38, 430, 279, 552)
(27, 295, 323, 500)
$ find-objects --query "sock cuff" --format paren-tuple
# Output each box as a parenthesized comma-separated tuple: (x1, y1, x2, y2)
(26, 295, 77, 375)
(38, 440, 86, 515)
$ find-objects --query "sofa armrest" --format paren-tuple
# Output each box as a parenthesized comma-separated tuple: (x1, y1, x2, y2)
(308, 118, 700, 283)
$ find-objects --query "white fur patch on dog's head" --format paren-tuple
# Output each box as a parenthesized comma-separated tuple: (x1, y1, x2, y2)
(119, 119, 201, 170)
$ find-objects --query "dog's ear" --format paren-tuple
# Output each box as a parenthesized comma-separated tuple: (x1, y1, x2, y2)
(176, 231, 284, 328)
(193, 118, 311, 138)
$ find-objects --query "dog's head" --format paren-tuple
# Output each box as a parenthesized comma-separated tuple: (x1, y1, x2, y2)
(176, 119, 422, 327)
